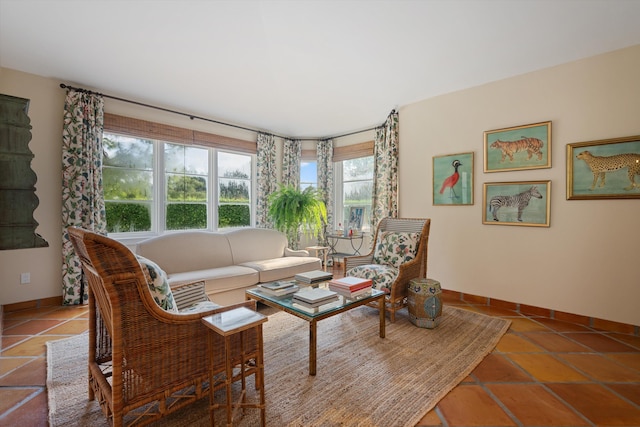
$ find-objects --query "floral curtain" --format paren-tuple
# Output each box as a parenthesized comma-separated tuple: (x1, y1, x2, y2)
(282, 138, 301, 188)
(372, 110, 399, 226)
(255, 132, 277, 228)
(317, 139, 334, 245)
(61, 89, 106, 305)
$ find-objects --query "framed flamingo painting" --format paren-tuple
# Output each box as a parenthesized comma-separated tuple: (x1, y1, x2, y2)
(433, 152, 474, 206)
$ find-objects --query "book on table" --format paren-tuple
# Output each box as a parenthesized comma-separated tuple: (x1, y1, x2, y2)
(292, 299, 341, 313)
(294, 270, 333, 284)
(292, 287, 339, 307)
(257, 281, 299, 296)
(328, 276, 373, 292)
(260, 280, 298, 290)
(329, 286, 373, 300)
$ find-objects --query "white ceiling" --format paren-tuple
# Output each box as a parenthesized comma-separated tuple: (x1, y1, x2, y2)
(2, 0, 640, 139)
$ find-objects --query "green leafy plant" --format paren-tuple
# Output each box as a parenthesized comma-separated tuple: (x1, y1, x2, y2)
(268, 185, 327, 248)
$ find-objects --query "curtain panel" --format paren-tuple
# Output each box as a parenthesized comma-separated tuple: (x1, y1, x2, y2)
(255, 132, 277, 228)
(317, 139, 334, 245)
(61, 90, 106, 305)
(282, 138, 301, 188)
(372, 111, 399, 226)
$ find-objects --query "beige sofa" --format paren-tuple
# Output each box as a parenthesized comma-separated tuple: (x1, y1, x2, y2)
(135, 228, 321, 305)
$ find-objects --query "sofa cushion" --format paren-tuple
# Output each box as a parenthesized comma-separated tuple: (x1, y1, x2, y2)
(225, 228, 289, 264)
(136, 255, 178, 313)
(372, 231, 420, 268)
(239, 256, 322, 283)
(168, 265, 258, 287)
(136, 231, 233, 274)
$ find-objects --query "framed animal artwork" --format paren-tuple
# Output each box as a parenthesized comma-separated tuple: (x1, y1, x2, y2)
(482, 181, 551, 227)
(432, 152, 474, 206)
(484, 121, 552, 172)
(567, 135, 640, 200)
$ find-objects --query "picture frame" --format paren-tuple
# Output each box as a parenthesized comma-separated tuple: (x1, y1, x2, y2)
(432, 152, 474, 205)
(566, 135, 640, 200)
(347, 206, 364, 231)
(484, 121, 552, 172)
(482, 181, 551, 227)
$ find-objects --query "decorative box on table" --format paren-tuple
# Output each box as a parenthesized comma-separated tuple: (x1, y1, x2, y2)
(407, 278, 442, 329)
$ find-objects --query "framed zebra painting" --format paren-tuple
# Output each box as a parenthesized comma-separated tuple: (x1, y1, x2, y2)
(567, 135, 640, 200)
(484, 121, 552, 172)
(482, 181, 551, 227)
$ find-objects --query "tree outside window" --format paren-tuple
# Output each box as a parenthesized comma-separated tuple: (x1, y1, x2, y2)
(218, 151, 251, 228)
(342, 156, 373, 232)
(165, 143, 208, 230)
(103, 134, 153, 233)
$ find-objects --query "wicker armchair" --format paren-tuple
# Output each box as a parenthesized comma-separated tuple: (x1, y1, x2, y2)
(343, 218, 431, 322)
(66, 227, 259, 427)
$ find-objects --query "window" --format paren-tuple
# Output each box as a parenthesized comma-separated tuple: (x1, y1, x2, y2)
(300, 161, 317, 190)
(164, 143, 209, 230)
(338, 156, 374, 232)
(103, 134, 153, 233)
(103, 132, 253, 235)
(217, 151, 252, 228)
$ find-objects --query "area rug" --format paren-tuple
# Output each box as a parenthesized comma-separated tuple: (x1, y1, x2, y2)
(47, 306, 510, 427)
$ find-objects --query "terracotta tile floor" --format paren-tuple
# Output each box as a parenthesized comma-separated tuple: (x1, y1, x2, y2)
(2, 286, 640, 426)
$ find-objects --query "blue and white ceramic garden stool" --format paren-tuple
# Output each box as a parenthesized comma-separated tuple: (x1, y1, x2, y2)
(407, 278, 442, 329)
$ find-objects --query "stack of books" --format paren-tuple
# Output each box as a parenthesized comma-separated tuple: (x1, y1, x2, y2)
(294, 270, 333, 284)
(292, 287, 339, 309)
(328, 276, 373, 299)
(256, 280, 299, 297)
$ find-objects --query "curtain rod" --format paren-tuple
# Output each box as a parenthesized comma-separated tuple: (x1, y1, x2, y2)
(60, 83, 386, 142)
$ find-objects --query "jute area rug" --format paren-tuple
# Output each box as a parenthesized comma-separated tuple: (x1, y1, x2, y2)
(47, 306, 510, 427)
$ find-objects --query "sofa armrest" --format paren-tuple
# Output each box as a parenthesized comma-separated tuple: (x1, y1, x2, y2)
(284, 248, 309, 257)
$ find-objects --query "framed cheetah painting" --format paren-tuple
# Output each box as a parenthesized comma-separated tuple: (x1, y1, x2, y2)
(567, 135, 640, 200)
(482, 181, 551, 227)
(484, 121, 552, 172)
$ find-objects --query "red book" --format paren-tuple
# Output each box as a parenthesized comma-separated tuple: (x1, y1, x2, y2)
(329, 276, 373, 292)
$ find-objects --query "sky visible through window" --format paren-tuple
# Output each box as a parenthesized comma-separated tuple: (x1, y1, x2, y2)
(300, 161, 317, 189)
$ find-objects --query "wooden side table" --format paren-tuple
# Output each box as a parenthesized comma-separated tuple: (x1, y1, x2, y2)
(305, 245, 330, 271)
(202, 307, 268, 426)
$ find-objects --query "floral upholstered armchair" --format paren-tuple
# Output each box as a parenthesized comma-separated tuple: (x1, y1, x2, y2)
(343, 218, 431, 322)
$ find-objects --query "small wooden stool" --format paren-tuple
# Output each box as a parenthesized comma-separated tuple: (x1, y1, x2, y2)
(305, 245, 330, 271)
(202, 307, 268, 426)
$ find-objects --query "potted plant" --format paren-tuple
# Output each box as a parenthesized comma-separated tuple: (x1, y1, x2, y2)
(268, 184, 327, 249)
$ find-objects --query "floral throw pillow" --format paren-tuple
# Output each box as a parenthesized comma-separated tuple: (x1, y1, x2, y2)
(372, 231, 420, 269)
(136, 255, 178, 313)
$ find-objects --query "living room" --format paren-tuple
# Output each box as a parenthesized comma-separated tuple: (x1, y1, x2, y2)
(1, 1, 640, 425)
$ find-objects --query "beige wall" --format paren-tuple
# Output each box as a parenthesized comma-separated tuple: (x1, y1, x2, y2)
(2, 45, 639, 326)
(1, 68, 65, 305)
(399, 45, 640, 326)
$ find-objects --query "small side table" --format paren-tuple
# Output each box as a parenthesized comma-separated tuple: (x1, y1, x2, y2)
(202, 307, 268, 426)
(407, 278, 443, 329)
(305, 245, 330, 271)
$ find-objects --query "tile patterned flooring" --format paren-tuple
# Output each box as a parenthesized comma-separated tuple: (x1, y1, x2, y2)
(1, 285, 639, 426)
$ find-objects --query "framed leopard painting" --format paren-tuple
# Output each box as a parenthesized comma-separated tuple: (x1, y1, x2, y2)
(567, 135, 640, 200)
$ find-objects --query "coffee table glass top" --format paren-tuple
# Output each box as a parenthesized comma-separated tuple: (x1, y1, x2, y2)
(246, 282, 385, 318)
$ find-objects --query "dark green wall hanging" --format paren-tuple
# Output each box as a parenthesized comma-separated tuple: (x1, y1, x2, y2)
(0, 93, 49, 250)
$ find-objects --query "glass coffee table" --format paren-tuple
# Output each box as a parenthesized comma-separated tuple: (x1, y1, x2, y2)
(246, 282, 386, 375)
